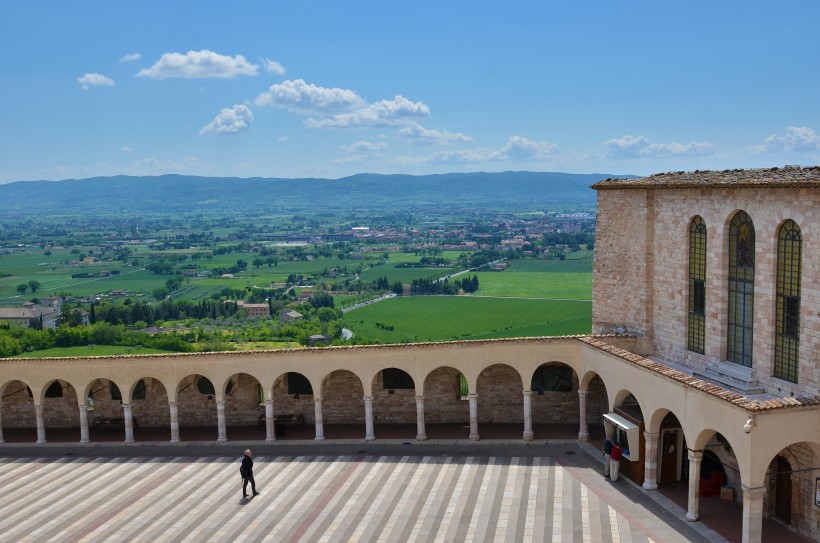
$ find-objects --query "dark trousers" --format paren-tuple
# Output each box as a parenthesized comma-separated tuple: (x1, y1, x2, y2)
(243, 474, 257, 495)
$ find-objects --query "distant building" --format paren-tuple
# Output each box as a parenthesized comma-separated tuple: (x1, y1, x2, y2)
(279, 309, 304, 322)
(0, 302, 59, 330)
(236, 301, 270, 318)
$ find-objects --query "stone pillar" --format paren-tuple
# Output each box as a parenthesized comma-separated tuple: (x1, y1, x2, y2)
(35, 404, 46, 444)
(522, 391, 533, 441)
(122, 403, 135, 443)
(468, 393, 479, 441)
(643, 431, 659, 490)
(0, 401, 4, 444)
(577, 389, 589, 441)
(78, 404, 90, 444)
(415, 395, 427, 441)
(216, 400, 227, 443)
(169, 402, 180, 443)
(264, 399, 275, 443)
(364, 396, 375, 441)
(741, 485, 766, 543)
(686, 450, 703, 521)
(314, 397, 325, 441)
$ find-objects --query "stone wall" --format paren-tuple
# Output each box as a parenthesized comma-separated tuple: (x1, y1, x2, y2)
(594, 185, 820, 397)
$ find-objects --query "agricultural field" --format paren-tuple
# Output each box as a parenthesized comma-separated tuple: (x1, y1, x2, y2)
(470, 257, 592, 299)
(12, 345, 172, 358)
(346, 295, 591, 343)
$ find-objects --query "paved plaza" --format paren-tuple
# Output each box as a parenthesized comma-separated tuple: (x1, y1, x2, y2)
(0, 443, 729, 543)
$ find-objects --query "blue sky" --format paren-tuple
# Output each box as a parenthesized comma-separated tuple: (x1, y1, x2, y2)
(2, 1, 820, 183)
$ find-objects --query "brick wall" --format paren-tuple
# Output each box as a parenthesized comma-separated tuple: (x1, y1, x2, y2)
(594, 186, 820, 397)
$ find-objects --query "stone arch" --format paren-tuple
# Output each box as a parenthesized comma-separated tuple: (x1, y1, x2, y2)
(272, 371, 314, 429)
(175, 374, 218, 440)
(0, 379, 35, 440)
(321, 369, 365, 426)
(476, 363, 524, 425)
(372, 368, 416, 426)
(127, 377, 169, 431)
(423, 366, 469, 428)
(222, 373, 265, 431)
(529, 361, 579, 425)
(762, 441, 820, 536)
(40, 378, 80, 441)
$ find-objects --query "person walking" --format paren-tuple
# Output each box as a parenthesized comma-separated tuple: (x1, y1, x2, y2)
(240, 449, 260, 498)
(602, 434, 613, 478)
(609, 441, 622, 482)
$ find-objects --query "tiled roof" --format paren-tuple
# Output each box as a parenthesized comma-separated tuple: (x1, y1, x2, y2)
(592, 165, 820, 190)
(579, 337, 820, 412)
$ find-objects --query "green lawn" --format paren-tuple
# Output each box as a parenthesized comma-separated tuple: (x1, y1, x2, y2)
(346, 295, 591, 343)
(471, 258, 592, 299)
(12, 345, 173, 358)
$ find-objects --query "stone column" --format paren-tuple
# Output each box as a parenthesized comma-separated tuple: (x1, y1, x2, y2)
(78, 404, 90, 444)
(741, 485, 766, 543)
(264, 399, 275, 443)
(468, 393, 479, 441)
(122, 403, 135, 443)
(0, 401, 4, 444)
(522, 391, 533, 442)
(577, 389, 589, 441)
(35, 404, 46, 444)
(169, 402, 180, 443)
(686, 450, 703, 521)
(364, 396, 375, 441)
(643, 431, 659, 490)
(314, 397, 325, 441)
(415, 395, 427, 441)
(216, 400, 227, 443)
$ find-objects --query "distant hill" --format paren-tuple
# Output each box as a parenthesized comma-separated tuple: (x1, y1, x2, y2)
(0, 171, 634, 215)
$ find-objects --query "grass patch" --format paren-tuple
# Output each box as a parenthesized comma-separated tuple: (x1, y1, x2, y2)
(347, 295, 590, 343)
(12, 345, 173, 358)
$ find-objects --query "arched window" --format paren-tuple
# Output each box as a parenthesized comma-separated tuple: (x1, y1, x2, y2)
(132, 379, 147, 401)
(687, 216, 707, 354)
(727, 211, 755, 367)
(775, 220, 801, 382)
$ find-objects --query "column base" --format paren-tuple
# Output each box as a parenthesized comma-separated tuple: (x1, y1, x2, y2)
(365, 436, 375, 442)
(265, 437, 277, 444)
(469, 434, 479, 441)
(578, 432, 590, 442)
(523, 431, 534, 442)
(217, 437, 227, 443)
(416, 434, 427, 441)
(685, 512, 699, 522)
(124, 438, 135, 444)
(80, 438, 90, 444)
(315, 436, 325, 442)
(170, 438, 181, 444)
(642, 482, 658, 490)
(36, 439, 47, 444)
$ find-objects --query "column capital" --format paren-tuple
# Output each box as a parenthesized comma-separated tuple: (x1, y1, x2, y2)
(644, 430, 660, 440)
(523, 390, 532, 397)
(687, 449, 704, 461)
(741, 485, 766, 499)
(415, 395, 425, 401)
(577, 389, 588, 398)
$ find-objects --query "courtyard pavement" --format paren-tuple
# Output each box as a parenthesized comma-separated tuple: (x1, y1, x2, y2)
(0, 441, 729, 543)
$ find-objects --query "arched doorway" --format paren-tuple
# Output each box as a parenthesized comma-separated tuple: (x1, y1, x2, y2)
(773, 455, 792, 525)
(530, 362, 579, 440)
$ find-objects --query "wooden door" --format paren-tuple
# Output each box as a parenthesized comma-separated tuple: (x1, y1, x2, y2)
(659, 430, 679, 483)
(774, 456, 792, 524)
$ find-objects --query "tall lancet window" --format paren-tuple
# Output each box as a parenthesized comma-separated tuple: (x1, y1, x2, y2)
(687, 216, 707, 354)
(727, 211, 755, 367)
(774, 220, 801, 382)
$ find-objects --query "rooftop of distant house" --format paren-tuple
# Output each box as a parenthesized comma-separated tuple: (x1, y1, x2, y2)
(592, 165, 820, 190)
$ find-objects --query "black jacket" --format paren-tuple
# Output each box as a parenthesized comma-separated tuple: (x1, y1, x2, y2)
(241, 455, 253, 477)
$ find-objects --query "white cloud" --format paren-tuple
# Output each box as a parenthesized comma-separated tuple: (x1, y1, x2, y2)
(200, 104, 254, 135)
(137, 50, 258, 79)
(277, 136, 289, 142)
(341, 141, 389, 154)
(77, 73, 115, 90)
(254, 79, 364, 115)
(430, 136, 559, 164)
(307, 95, 430, 128)
(261, 58, 286, 75)
(605, 135, 714, 157)
(397, 124, 473, 145)
(119, 53, 141, 63)
(748, 126, 820, 154)
(120, 146, 133, 153)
